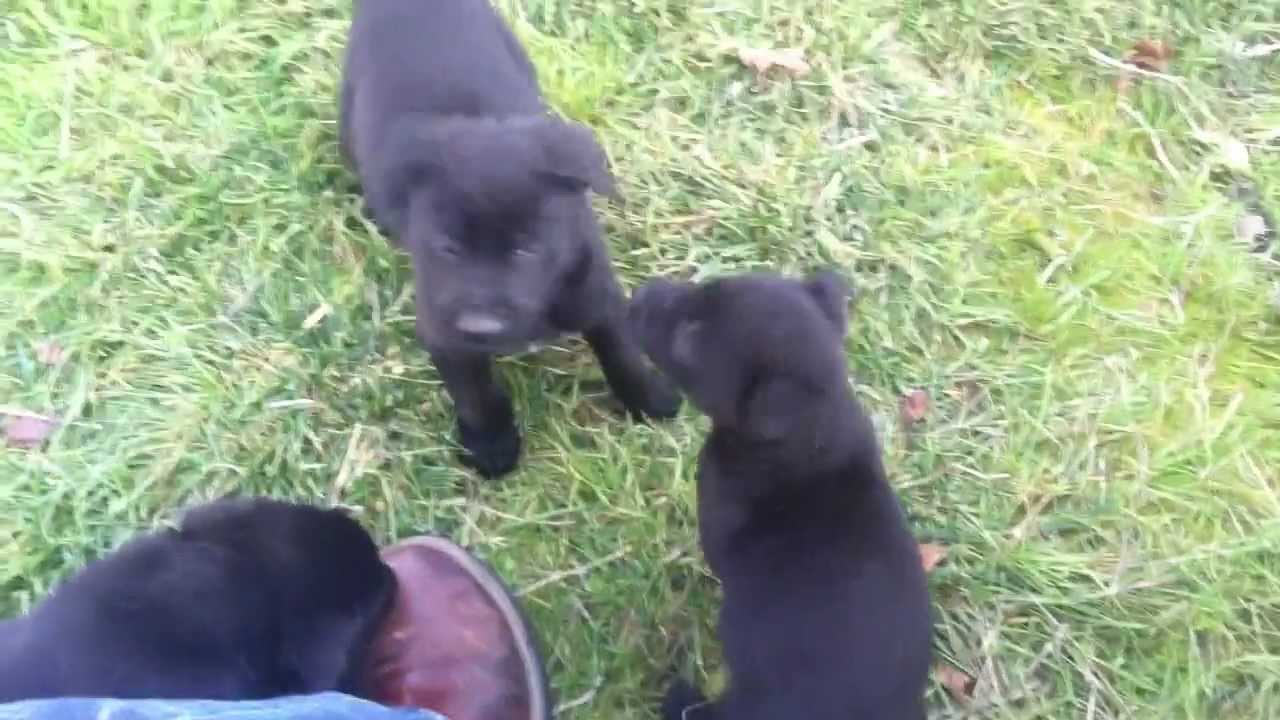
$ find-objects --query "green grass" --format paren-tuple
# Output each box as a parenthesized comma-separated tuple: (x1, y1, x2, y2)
(2, 0, 1279, 716)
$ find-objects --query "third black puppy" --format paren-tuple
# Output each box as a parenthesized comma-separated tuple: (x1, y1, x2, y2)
(0, 498, 394, 701)
(340, 0, 680, 477)
(629, 272, 932, 720)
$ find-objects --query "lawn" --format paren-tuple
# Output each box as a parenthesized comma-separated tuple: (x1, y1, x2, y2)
(2, 0, 1278, 717)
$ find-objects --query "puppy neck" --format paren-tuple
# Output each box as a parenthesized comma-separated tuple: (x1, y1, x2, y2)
(707, 387, 874, 478)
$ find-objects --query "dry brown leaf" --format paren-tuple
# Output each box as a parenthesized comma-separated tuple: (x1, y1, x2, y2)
(4, 412, 59, 450)
(918, 542, 948, 573)
(35, 339, 66, 366)
(900, 389, 930, 424)
(1117, 39, 1174, 92)
(736, 46, 811, 78)
(935, 663, 976, 703)
(1128, 39, 1174, 72)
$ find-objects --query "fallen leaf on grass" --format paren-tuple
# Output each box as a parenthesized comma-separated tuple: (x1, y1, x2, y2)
(664, 211, 718, 235)
(1116, 39, 1174, 92)
(900, 389, 930, 424)
(1227, 184, 1277, 253)
(3, 412, 59, 450)
(302, 303, 333, 330)
(1233, 41, 1280, 59)
(35, 339, 65, 365)
(1127, 39, 1174, 72)
(1236, 212, 1271, 250)
(918, 542, 948, 573)
(1194, 130, 1250, 172)
(935, 663, 977, 703)
(736, 46, 811, 78)
(943, 379, 983, 407)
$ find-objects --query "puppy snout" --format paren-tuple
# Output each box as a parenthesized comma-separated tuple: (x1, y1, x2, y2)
(455, 311, 508, 337)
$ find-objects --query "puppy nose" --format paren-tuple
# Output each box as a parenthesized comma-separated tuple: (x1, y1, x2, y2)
(455, 312, 507, 336)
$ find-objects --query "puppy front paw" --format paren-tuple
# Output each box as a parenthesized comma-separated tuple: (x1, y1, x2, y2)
(456, 418, 521, 478)
(662, 679, 711, 720)
(621, 370, 683, 422)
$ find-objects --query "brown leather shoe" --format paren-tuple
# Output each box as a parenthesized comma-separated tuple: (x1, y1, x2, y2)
(362, 536, 551, 720)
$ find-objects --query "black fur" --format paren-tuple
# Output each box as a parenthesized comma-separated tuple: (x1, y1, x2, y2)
(629, 271, 932, 720)
(0, 498, 395, 702)
(339, 0, 680, 477)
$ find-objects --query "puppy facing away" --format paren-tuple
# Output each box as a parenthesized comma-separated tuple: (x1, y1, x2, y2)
(628, 272, 932, 720)
(0, 498, 395, 702)
(339, 0, 680, 477)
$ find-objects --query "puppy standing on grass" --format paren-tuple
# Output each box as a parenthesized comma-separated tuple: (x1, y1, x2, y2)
(339, 0, 681, 478)
(629, 272, 932, 720)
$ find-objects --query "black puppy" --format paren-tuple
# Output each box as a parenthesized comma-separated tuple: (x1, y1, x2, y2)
(0, 498, 395, 701)
(629, 272, 932, 720)
(339, 0, 680, 477)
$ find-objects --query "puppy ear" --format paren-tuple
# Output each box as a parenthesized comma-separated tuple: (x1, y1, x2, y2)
(367, 161, 432, 238)
(804, 269, 853, 335)
(367, 119, 439, 237)
(534, 118, 620, 199)
(741, 376, 809, 440)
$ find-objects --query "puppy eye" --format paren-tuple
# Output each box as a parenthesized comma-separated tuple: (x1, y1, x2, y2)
(513, 246, 538, 259)
(435, 240, 461, 258)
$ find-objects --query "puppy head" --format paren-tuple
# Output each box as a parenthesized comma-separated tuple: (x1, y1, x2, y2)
(628, 270, 853, 439)
(382, 115, 617, 353)
(179, 498, 396, 692)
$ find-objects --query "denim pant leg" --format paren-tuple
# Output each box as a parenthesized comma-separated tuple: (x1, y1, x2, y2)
(0, 693, 448, 720)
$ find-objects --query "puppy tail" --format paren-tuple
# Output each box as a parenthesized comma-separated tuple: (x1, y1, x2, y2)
(662, 678, 715, 720)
